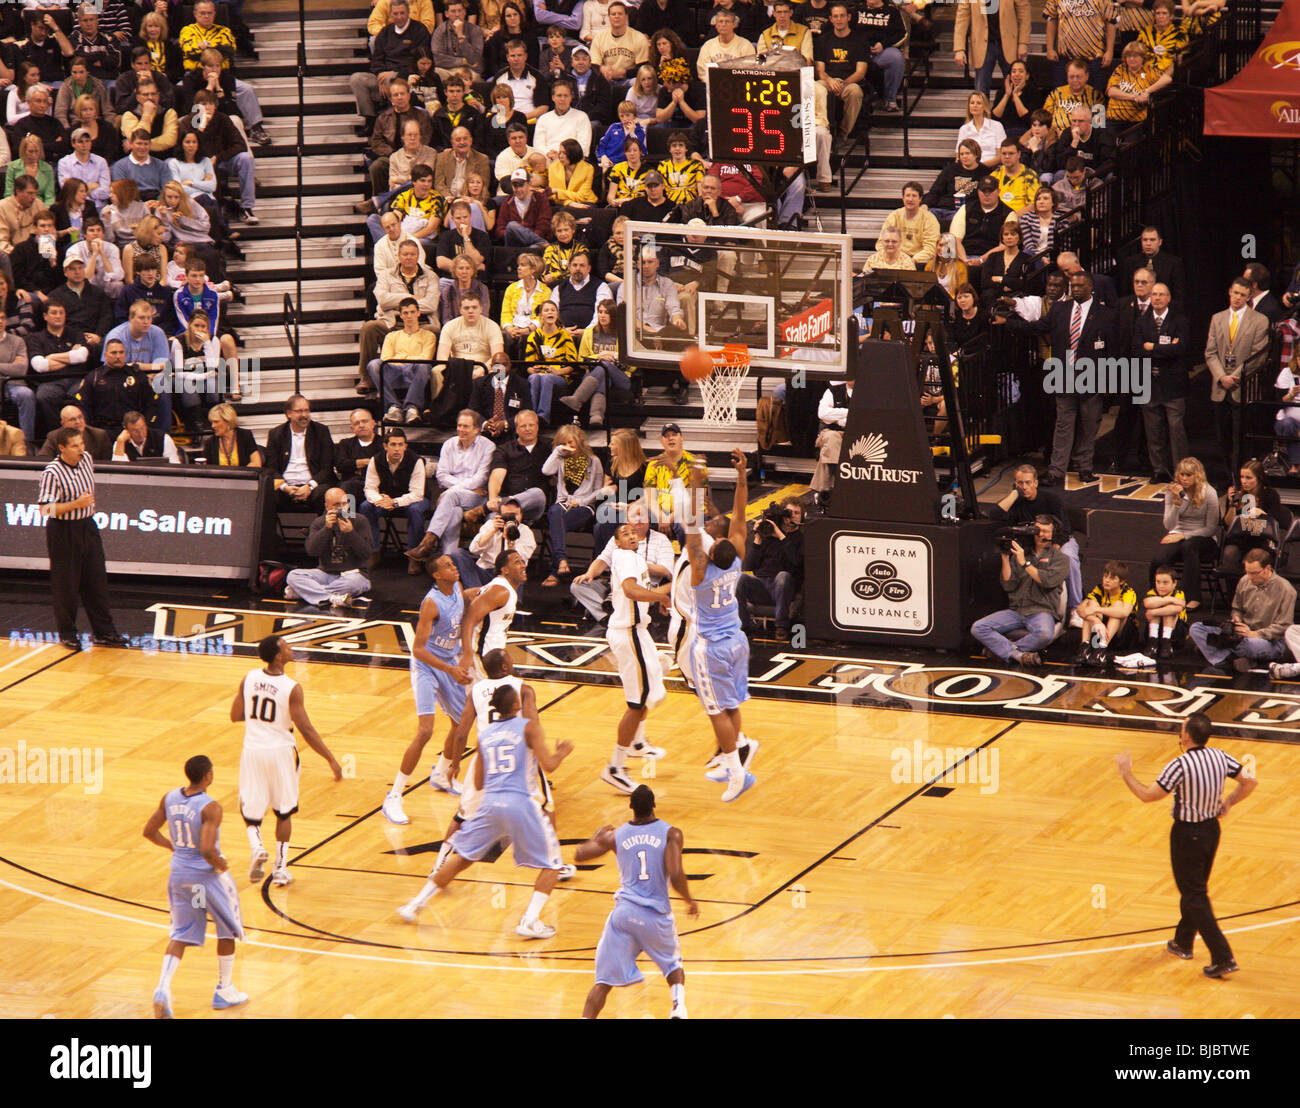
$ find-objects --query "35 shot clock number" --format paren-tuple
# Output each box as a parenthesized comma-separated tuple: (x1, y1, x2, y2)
(705, 65, 816, 166)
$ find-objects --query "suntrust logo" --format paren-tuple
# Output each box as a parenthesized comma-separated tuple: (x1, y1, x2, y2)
(839, 433, 924, 484)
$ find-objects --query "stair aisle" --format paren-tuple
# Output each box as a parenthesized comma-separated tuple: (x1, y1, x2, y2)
(228, 11, 374, 441)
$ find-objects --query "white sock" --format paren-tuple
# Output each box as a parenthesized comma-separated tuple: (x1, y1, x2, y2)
(522, 890, 549, 924)
(738, 732, 751, 750)
(390, 771, 409, 797)
(632, 722, 647, 748)
(1148, 620, 1160, 640)
(435, 838, 455, 872)
(670, 982, 687, 1016)
(412, 879, 441, 909)
(435, 755, 451, 778)
(276, 841, 289, 871)
(611, 744, 629, 770)
(157, 954, 179, 992)
(723, 750, 743, 778)
(217, 954, 234, 988)
(245, 825, 262, 851)
(1163, 623, 1174, 639)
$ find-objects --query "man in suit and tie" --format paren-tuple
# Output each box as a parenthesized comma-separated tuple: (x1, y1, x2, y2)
(1241, 262, 1283, 326)
(262, 394, 336, 513)
(1007, 271, 1119, 486)
(1105, 266, 1156, 472)
(470, 355, 533, 441)
(1206, 277, 1271, 485)
(1120, 227, 1185, 305)
(1136, 282, 1189, 482)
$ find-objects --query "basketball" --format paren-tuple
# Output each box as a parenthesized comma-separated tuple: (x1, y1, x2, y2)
(680, 346, 714, 382)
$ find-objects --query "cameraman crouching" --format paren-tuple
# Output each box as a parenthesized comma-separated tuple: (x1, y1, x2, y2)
(450, 497, 536, 588)
(284, 487, 374, 608)
(1188, 548, 1295, 673)
(737, 499, 804, 641)
(971, 515, 1070, 667)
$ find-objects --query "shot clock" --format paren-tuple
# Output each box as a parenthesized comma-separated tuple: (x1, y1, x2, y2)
(705, 63, 816, 166)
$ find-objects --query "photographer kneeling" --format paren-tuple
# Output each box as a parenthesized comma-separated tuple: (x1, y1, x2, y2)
(284, 488, 374, 608)
(737, 499, 805, 642)
(971, 515, 1070, 667)
(1188, 548, 1295, 674)
(450, 497, 536, 589)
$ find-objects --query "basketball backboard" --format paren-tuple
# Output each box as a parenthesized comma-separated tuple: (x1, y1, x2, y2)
(619, 220, 855, 378)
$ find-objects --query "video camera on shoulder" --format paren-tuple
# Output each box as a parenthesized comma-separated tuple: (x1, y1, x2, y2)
(757, 503, 793, 538)
(996, 524, 1039, 553)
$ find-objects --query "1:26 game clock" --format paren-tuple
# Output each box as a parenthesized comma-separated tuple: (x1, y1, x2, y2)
(705, 65, 816, 166)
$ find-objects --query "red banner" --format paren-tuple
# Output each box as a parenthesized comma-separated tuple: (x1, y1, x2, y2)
(1204, 2, 1300, 137)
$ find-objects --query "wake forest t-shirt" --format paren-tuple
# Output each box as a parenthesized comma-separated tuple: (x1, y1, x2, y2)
(814, 29, 865, 81)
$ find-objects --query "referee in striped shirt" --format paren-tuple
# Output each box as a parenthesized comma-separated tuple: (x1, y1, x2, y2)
(37, 426, 128, 651)
(1116, 712, 1257, 979)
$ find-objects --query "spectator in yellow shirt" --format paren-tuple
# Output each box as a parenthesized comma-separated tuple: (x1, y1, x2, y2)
(1105, 42, 1172, 126)
(367, 297, 440, 424)
(989, 137, 1040, 212)
(657, 131, 705, 205)
(524, 299, 579, 424)
(878, 182, 940, 266)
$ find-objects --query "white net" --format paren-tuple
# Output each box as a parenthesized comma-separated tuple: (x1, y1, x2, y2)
(698, 344, 750, 426)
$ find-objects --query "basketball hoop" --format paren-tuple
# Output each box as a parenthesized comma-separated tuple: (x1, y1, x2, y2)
(698, 343, 750, 426)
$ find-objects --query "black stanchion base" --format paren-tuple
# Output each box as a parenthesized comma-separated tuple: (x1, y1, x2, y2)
(804, 516, 1000, 650)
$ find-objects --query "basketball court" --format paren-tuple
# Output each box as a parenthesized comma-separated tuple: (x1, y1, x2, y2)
(2, 629, 1298, 1020)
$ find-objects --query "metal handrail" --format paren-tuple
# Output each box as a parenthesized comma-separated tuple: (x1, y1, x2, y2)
(294, 0, 306, 396)
(282, 293, 300, 394)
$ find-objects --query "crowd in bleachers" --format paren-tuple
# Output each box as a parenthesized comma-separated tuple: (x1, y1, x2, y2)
(0, 0, 269, 452)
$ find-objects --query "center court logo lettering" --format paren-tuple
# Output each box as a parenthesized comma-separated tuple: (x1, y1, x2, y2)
(838, 433, 924, 485)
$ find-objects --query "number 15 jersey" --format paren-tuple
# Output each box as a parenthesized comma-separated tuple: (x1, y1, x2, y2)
(242, 667, 297, 750)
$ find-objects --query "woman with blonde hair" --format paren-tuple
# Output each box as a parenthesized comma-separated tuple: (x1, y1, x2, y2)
(103, 177, 147, 245)
(927, 233, 970, 298)
(593, 427, 649, 549)
(1106, 40, 1174, 126)
(203, 402, 263, 467)
(1150, 456, 1219, 610)
(500, 251, 549, 362)
(625, 64, 660, 126)
(484, 82, 526, 160)
(541, 423, 605, 584)
(137, 12, 183, 85)
(151, 179, 211, 245)
(5, 134, 53, 205)
(73, 93, 117, 161)
(121, 212, 169, 284)
(955, 90, 1005, 164)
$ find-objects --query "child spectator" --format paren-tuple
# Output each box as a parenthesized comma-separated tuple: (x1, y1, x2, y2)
(1074, 560, 1137, 664)
(1142, 565, 1188, 660)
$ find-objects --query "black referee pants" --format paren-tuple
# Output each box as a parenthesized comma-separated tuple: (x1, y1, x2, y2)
(1170, 818, 1233, 964)
(46, 518, 116, 641)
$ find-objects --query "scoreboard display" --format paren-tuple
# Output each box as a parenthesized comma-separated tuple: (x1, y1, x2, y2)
(705, 65, 816, 166)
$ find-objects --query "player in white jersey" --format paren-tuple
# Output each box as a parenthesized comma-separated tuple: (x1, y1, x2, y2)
(461, 549, 527, 675)
(230, 635, 342, 886)
(601, 523, 671, 794)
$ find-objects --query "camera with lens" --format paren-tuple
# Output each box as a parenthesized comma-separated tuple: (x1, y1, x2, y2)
(757, 504, 792, 538)
(996, 524, 1038, 553)
(1207, 619, 1241, 648)
(504, 522, 520, 542)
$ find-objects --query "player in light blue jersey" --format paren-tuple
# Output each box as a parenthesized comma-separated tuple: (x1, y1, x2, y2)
(686, 448, 758, 802)
(399, 683, 573, 938)
(576, 785, 696, 1018)
(383, 555, 481, 824)
(142, 754, 247, 1018)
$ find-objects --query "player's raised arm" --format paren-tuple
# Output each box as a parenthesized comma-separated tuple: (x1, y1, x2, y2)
(142, 796, 172, 850)
(230, 675, 247, 722)
(573, 825, 617, 862)
(525, 717, 573, 774)
(685, 461, 711, 585)
(727, 449, 748, 550)
(521, 682, 539, 722)
(666, 826, 698, 916)
(289, 684, 344, 781)
(199, 800, 228, 872)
